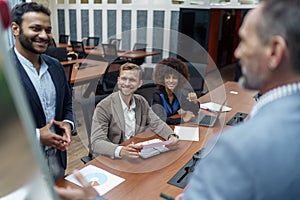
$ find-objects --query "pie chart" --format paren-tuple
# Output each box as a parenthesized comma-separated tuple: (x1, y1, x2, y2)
(85, 173, 108, 186)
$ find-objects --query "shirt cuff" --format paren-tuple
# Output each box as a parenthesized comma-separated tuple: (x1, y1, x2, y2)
(114, 146, 123, 158)
(63, 119, 74, 131)
(36, 128, 40, 143)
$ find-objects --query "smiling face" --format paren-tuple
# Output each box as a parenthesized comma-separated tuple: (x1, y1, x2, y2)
(12, 11, 52, 55)
(164, 73, 179, 92)
(118, 69, 142, 98)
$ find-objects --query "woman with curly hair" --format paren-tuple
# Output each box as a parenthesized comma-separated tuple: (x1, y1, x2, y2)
(152, 57, 199, 125)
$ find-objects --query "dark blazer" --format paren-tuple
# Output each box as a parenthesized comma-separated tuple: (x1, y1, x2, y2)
(10, 48, 74, 169)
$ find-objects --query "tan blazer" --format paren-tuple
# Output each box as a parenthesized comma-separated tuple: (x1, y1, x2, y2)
(91, 92, 173, 158)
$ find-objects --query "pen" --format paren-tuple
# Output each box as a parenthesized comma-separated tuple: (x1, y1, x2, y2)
(160, 193, 174, 200)
(202, 107, 218, 113)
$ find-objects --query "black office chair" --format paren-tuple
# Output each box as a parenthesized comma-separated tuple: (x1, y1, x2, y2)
(79, 94, 109, 164)
(131, 43, 147, 65)
(135, 81, 157, 105)
(102, 43, 119, 62)
(109, 38, 121, 50)
(184, 62, 207, 97)
(59, 34, 69, 44)
(133, 43, 147, 51)
(86, 36, 100, 47)
(71, 40, 86, 59)
(45, 47, 73, 85)
(95, 62, 125, 95)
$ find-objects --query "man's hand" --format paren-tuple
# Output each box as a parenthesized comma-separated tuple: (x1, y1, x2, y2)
(53, 120, 72, 150)
(166, 134, 179, 150)
(120, 143, 143, 159)
(54, 170, 100, 200)
(39, 120, 70, 151)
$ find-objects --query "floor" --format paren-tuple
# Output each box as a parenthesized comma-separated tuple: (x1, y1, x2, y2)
(65, 63, 237, 175)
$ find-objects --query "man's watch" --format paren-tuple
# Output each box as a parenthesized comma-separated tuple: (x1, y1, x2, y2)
(168, 133, 179, 139)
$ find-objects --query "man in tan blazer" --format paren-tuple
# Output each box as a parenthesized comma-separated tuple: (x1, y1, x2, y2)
(91, 63, 178, 159)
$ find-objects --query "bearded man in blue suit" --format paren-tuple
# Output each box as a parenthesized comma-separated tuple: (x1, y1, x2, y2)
(10, 2, 74, 181)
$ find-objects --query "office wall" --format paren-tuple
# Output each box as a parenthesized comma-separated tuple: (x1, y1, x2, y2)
(49, 0, 181, 62)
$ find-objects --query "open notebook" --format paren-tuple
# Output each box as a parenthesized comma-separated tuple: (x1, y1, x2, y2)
(191, 100, 226, 127)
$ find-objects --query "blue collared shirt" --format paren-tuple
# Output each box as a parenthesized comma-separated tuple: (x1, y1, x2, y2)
(14, 48, 56, 137)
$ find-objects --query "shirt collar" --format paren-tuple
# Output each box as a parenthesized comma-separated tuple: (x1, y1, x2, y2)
(14, 47, 48, 75)
(118, 91, 136, 111)
(251, 82, 300, 117)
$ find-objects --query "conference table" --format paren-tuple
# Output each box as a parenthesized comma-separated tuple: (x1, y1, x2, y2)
(61, 59, 108, 85)
(55, 81, 258, 199)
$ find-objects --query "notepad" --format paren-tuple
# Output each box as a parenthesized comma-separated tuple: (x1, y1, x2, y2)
(174, 126, 199, 141)
(137, 139, 171, 159)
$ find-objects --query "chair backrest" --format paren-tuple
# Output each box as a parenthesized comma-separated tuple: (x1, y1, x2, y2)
(133, 43, 147, 51)
(44, 47, 72, 84)
(59, 34, 69, 44)
(86, 36, 100, 46)
(48, 38, 56, 47)
(185, 62, 206, 97)
(102, 43, 118, 62)
(45, 47, 68, 61)
(79, 94, 109, 154)
(109, 38, 121, 50)
(102, 62, 123, 93)
(70, 40, 86, 58)
(135, 81, 157, 105)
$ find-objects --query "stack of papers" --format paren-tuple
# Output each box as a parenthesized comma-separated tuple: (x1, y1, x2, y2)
(137, 139, 171, 159)
(200, 102, 232, 112)
(65, 165, 125, 195)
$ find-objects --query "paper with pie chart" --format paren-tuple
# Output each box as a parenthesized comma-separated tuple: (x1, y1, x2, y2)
(65, 165, 125, 195)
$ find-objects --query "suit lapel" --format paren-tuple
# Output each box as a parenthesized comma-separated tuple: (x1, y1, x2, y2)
(112, 92, 125, 135)
(43, 55, 61, 117)
(11, 49, 44, 115)
(134, 95, 142, 134)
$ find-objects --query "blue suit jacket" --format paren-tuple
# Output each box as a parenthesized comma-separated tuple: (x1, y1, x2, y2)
(183, 91, 300, 199)
(10, 48, 74, 169)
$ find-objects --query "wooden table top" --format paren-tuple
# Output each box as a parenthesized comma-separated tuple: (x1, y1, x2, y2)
(55, 81, 258, 199)
(61, 59, 108, 84)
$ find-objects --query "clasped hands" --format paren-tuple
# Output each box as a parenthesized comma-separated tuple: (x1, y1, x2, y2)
(40, 119, 72, 151)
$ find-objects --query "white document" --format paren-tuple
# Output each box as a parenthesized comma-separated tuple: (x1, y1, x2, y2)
(65, 165, 125, 196)
(174, 126, 199, 141)
(200, 102, 232, 112)
(136, 139, 170, 159)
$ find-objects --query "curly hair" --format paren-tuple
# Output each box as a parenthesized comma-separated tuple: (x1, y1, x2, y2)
(153, 57, 189, 90)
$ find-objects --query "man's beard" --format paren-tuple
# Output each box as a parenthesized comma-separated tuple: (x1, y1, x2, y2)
(19, 27, 49, 54)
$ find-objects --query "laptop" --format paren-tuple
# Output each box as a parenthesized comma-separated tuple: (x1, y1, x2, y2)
(191, 100, 226, 127)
